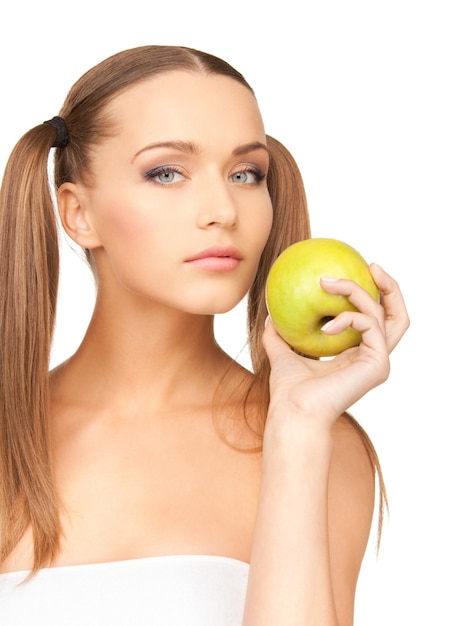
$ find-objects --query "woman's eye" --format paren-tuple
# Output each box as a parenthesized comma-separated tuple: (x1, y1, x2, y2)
(144, 166, 185, 185)
(229, 168, 266, 184)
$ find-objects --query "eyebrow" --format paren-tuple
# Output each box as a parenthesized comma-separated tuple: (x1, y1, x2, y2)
(232, 141, 269, 157)
(132, 140, 268, 162)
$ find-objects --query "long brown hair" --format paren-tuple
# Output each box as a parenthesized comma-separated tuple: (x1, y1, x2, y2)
(0, 45, 386, 574)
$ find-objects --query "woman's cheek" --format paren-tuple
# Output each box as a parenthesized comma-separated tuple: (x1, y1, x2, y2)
(96, 200, 158, 251)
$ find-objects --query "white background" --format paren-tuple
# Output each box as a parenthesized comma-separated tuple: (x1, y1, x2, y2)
(1, 1, 449, 623)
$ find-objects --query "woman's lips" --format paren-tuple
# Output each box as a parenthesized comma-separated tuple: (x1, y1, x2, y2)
(185, 245, 242, 272)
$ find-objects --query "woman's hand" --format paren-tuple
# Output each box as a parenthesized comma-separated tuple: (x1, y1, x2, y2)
(262, 263, 409, 423)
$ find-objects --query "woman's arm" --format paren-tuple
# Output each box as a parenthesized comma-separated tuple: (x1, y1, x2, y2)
(242, 265, 409, 626)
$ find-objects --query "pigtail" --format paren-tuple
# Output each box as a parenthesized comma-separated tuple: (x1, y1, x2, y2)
(0, 124, 61, 572)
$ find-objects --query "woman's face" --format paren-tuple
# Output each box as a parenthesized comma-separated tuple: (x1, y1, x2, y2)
(71, 71, 273, 315)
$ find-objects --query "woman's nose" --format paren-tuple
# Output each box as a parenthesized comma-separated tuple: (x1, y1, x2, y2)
(195, 178, 238, 230)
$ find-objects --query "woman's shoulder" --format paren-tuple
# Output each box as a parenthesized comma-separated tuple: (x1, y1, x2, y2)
(330, 413, 376, 498)
(327, 414, 377, 603)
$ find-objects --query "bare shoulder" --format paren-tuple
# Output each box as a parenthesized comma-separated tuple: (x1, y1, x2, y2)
(330, 414, 376, 488)
(329, 413, 376, 547)
(328, 414, 377, 623)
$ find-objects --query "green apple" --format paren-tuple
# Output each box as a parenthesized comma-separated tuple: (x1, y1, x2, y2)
(265, 238, 379, 358)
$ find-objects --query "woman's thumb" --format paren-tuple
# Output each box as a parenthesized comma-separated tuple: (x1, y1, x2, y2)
(261, 317, 293, 363)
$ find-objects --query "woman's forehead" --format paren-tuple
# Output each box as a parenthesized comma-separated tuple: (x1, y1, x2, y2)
(105, 71, 264, 135)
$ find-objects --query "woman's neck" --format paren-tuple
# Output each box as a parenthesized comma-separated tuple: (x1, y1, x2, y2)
(50, 297, 238, 417)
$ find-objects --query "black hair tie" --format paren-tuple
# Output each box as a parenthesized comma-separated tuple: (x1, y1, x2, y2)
(44, 116, 69, 148)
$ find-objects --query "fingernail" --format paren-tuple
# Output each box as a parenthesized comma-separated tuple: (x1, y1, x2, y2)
(320, 276, 340, 282)
(321, 319, 335, 332)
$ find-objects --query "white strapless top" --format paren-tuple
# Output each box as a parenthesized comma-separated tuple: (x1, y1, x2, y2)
(0, 555, 249, 625)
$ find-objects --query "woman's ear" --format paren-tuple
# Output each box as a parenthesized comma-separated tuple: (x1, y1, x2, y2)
(57, 183, 102, 249)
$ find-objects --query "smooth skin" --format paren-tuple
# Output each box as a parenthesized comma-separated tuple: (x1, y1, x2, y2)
(2, 72, 409, 626)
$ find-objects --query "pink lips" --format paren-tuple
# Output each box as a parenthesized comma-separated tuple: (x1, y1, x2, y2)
(185, 245, 242, 272)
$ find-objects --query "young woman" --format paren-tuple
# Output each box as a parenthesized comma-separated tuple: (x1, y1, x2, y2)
(0, 46, 409, 625)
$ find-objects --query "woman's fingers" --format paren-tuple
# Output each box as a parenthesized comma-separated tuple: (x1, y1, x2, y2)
(369, 263, 410, 352)
(321, 310, 390, 382)
(319, 265, 409, 354)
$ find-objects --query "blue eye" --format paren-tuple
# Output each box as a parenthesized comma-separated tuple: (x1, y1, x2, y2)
(144, 166, 185, 185)
(229, 168, 266, 184)
(157, 171, 177, 183)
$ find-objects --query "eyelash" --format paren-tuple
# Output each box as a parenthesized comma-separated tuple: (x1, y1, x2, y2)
(144, 165, 185, 184)
(143, 165, 267, 186)
(231, 166, 267, 184)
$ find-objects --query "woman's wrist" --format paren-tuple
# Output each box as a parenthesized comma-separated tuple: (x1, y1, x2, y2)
(262, 407, 336, 466)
